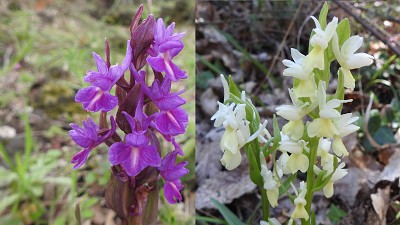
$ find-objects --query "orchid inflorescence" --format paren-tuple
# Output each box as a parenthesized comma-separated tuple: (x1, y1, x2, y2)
(69, 5, 189, 223)
(211, 3, 373, 225)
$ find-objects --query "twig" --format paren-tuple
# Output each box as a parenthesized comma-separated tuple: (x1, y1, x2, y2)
(364, 93, 382, 149)
(333, 0, 400, 56)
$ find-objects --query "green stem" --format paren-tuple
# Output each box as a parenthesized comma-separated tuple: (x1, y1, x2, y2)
(302, 138, 318, 225)
(260, 186, 270, 220)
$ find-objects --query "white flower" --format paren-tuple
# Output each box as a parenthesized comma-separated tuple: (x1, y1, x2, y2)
(276, 152, 291, 175)
(282, 48, 312, 80)
(331, 113, 359, 157)
(260, 218, 283, 225)
(304, 16, 338, 71)
(317, 137, 333, 167)
(291, 181, 309, 220)
(332, 34, 374, 90)
(307, 81, 351, 138)
(323, 162, 348, 198)
(282, 48, 318, 97)
(211, 102, 235, 128)
(279, 138, 309, 173)
(277, 89, 317, 139)
(260, 152, 282, 207)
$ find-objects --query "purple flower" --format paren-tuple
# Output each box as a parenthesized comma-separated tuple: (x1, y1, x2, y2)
(164, 180, 184, 204)
(76, 40, 132, 112)
(69, 116, 116, 169)
(158, 150, 188, 204)
(154, 107, 188, 136)
(147, 18, 187, 81)
(142, 77, 186, 111)
(108, 112, 162, 176)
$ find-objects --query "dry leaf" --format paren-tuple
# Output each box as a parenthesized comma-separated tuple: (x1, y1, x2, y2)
(371, 185, 390, 224)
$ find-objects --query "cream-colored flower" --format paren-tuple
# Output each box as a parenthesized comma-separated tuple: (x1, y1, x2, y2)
(277, 89, 317, 140)
(304, 16, 338, 71)
(282, 48, 316, 97)
(307, 81, 351, 138)
(323, 162, 348, 198)
(276, 151, 291, 175)
(317, 137, 333, 167)
(279, 138, 309, 173)
(332, 34, 374, 90)
(260, 152, 282, 207)
(331, 113, 359, 157)
(291, 181, 309, 220)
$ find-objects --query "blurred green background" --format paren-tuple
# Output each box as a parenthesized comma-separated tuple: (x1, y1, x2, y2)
(0, 0, 195, 224)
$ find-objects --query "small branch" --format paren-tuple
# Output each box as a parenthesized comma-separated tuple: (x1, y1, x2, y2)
(364, 93, 382, 149)
(333, 0, 400, 56)
(254, 1, 304, 96)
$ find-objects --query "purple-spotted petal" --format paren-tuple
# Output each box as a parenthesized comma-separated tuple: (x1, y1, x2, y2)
(147, 56, 187, 81)
(147, 56, 166, 74)
(76, 87, 118, 112)
(92, 52, 108, 75)
(140, 145, 162, 167)
(159, 151, 189, 181)
(125, 131, 149, 147)
(121, 40, 133, 72)
(75, 86, 98, 104)
(71, 149, 90, 169)
(69, 129, 91, 148)
(154, 108, 188, 136)
(84, 71, 113, 91)
(166, 60, 187, 81)
(164, 180, 183, 204)
(108, 142, 132, 165)
(159, 41, 183, 54)
(171, 138, 184, 156)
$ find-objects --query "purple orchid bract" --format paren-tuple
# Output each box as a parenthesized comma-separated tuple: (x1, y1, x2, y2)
(69, 6, 190, 224)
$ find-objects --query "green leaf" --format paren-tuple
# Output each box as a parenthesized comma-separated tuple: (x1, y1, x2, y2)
(373, 126, 396, 145)
(334, 69, 345, 112)
(0, 143, 13, 170)
(271, 115, 281, 151)
(53, 215, 67, 225)
(0, 193, 19, 212)
(211, 198, 246, 225)
(327, 204, 347, 223)
(336, 19, 351, 47)
(80, 197, 98, 219)
(318, 2, 329, 29)
(245, 147, 263, 185)
(196, 216, 228, 224)
(22, 113, 33, 171)
(228, 75, 241, 98)
(0, 166, 17, 187)
(42, 177, 72, 186)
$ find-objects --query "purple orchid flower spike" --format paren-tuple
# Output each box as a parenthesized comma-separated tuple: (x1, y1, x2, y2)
(76, 40, 132, 112)
(147, 18, 187, 82)
(70, 116, 116, 169)
(108, 112, 162, 177)
(158, 150, 188, 204)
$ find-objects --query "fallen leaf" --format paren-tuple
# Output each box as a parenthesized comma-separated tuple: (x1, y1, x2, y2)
(371, 185, 390, 224)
